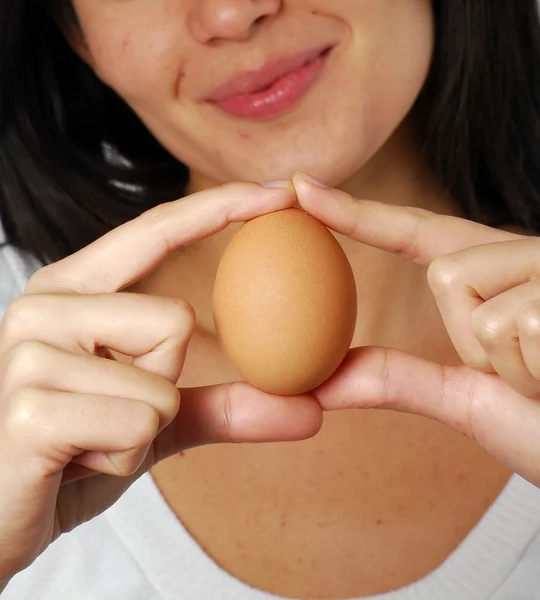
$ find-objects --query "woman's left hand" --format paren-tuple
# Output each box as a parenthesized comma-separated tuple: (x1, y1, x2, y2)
(294, 173, 540, 487)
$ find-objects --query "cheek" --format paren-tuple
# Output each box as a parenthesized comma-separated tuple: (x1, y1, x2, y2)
(78, 17, 185, 102)
(358, 1, 434, 146)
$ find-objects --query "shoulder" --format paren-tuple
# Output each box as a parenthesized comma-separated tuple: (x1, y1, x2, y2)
(0, 221, 43, 320)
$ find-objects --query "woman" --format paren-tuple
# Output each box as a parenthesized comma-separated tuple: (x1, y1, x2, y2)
(1, 0, 540, 598)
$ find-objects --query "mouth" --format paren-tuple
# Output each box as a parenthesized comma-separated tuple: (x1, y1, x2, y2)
(206, 46, 333, 122)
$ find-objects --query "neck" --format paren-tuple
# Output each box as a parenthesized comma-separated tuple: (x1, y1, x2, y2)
(132, 124, 460, 360)
(148, 128, 511, 600)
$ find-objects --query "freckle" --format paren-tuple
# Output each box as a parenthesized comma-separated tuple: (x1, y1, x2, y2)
(280, 519, 286, 527)
(237, 542, 243, 549)
(179, 451, 185, 457)
(240, 552, 248, 560)
(376, 519, 383, 525)
(429, 500, 435, 508)
(296, 557, 304, 565)
(318, 450, 325, 456)
(337, 469, 344, 478)
(316, 522, 323, 528)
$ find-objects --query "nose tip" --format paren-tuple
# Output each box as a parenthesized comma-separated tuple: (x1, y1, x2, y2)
(189, 0, 282, 44)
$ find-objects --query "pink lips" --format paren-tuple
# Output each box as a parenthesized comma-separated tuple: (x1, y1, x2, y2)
(207, 46, 331, 122)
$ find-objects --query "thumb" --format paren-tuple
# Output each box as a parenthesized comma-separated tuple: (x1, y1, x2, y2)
(153, 381, 323, 462)
(312, 347, 540, 485)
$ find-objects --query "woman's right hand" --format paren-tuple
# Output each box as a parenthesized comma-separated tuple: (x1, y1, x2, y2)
(0, 182, 323, 585)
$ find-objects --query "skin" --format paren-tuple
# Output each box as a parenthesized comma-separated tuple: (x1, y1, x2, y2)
(69, 0, 434, 187)
(2, 0, 539, 598)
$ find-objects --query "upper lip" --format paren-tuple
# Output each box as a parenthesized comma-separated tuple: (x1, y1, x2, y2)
(206, 46, 330, 102)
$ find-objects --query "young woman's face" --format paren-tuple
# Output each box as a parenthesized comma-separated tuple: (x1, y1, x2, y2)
(70, 0, 434, 186)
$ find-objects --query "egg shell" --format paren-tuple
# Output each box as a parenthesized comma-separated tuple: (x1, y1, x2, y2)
(213, 207, 357, 396)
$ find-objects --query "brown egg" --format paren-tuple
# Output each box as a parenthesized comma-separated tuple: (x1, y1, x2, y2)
(213, 208, 357, 396)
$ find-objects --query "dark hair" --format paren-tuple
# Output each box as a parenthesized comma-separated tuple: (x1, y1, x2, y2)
(1, 1, 540, 265)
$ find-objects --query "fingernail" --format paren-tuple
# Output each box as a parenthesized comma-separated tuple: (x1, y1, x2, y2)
(294, 172, 329, 188)
(260, 179, 292, 189)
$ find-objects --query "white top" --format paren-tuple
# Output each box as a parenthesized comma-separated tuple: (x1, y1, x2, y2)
(2, 225, 540, 600)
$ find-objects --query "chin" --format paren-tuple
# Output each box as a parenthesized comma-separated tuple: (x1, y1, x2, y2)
(228, 129, 381, 189)
(176, 93, 405, 190)
(235, 101, 395, 186)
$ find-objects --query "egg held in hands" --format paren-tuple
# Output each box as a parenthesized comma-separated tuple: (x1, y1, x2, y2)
(213, 208, 357, 396)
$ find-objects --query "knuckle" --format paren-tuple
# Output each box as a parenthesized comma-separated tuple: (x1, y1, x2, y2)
(438, 365, 490, 448)
(152, 380, 181, 425)
(5, 340, 50, 382)
(163, 298, 196, 339)
(142, 202, 175, 236)
(470, 304, 509, 344)
(140, 204, 178, 257)
(1, 296, 41, 342)
(215, 181, 252, 207)
(427, 256, 462, 294)
(517, 301, 540, 334)
(218, 181, 242, 193)
(4, 387, 45, 440)
(108, 448, 148, 477)
(25, 265, 55, 294)
(128, 405, 160, 448)
(465, 376, 494, 450)
(164, 383, 181, 420)
(143, 201, 170, 222)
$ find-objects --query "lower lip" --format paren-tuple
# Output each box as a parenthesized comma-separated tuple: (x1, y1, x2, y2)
(213, 52, 329, 122)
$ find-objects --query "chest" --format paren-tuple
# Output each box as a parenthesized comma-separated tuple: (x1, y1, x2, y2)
(152, 332, 510, 599)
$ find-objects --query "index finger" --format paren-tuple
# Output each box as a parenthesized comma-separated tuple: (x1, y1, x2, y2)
(293, 174, 524, 266)
(26, 182, 296, 295)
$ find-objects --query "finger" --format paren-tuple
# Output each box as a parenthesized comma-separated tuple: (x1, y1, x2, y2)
(1, 388, 160, 477)
(0, 293, 196, 383)
(427, 239, 540, 370)
(0, 342, 180, 428)
(25, 183, 296, 295)
(313, 347, 540, 486)
(469, 280, 540, 397)
(0, 389, 162, 567)
(71, 443, 153, 479)
(517, 299, 540, 380)
(153, 381, 323, 462)
(293, 173, 523, 265)
(430, 238, 540, 300)
(67, 382, 325, 487)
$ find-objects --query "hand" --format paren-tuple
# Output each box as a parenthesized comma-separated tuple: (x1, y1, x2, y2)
(0, 182, 322, 582)
(294, 173, 540, 487)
